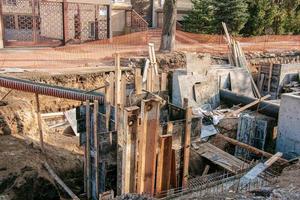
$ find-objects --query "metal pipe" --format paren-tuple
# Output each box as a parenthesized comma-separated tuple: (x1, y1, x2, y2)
(0, 76, 104, 103)
(220, 89, 279, 118)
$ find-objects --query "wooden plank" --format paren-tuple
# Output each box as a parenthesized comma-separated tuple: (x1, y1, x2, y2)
(94, 100, 99, 197)
(236, 152, 283, 189)
(170, 149, 178, 188)
(160, 72, 168, 91)
(135, 68, 142, 95)
(222, 22, 232, 45)
(236, 41, 261, 98)
(44, 162, 80, 200)
(137, 99, 160, 194)
(156, 123, 173, 194)
(228, 94, 271, 117)
(35, 93, 44, 152)
(216, 134, 288, 164)
(85, 100, 91, 199)
(123, 106, 140, 193)
(267, 63, 273, 93)
(202, 165, 210, 176)
(121, 76, 127, 107)
(153, 74, 160, 92)
(182, 106, 192, 188)
(146, 66, 152, 92)
(115, 53, 121, 106)
(195, 142, 249, 173)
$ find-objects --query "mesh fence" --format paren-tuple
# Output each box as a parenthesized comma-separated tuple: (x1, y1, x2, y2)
(0, 29, 300, 69)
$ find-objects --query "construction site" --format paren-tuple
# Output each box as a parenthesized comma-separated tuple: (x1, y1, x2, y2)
(0, 0, 300, 200)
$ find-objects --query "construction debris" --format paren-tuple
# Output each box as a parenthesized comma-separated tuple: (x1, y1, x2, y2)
(0, 20, 299, 200)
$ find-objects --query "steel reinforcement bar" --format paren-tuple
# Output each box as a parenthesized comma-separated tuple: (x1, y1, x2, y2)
(0, 76, 105, 103)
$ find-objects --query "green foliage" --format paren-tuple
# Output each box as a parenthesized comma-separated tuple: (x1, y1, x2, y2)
(212, 0, 249, 35)
(182, 0, 300, 36)
(241, 0, 275, 36)
(182, 0, 214, 34)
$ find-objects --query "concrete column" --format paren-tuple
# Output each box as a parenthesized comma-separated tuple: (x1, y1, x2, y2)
(152, 0, 158, 28)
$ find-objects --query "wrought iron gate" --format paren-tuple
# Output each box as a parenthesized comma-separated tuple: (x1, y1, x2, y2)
(66, 3, 108, 42)
(1, 0, 63, 45)
(1, 0, 108, 46)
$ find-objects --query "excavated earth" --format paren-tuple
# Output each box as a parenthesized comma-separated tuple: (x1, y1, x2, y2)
(0, 51, 299, 199)
(0, 72, 111, 200)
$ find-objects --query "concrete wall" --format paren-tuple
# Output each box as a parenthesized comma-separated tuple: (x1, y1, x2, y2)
(111, 9, 126, 36)
(172, 69, 220, 108)
(276, 93, 300, 159)
(111, 1, 132, 36)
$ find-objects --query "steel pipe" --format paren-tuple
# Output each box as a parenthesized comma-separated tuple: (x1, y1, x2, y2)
(220, 89, 279, 118)
(0, 76, 105, 103)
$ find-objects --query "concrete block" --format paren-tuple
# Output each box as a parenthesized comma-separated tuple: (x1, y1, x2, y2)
(277, 92, 300, 159)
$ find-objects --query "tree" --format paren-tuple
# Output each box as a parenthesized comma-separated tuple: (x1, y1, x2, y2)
(160, 0, 177, 52)
(212, 0, 249, 35)
(282, 0, 300, 34)
(241, 0, 275, 36)
(182, 0, 214, 34)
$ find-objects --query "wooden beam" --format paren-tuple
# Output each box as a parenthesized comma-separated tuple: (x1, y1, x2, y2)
(222, 22, 232, 45)
(123, 106, 140, 193)
(160, 73, 168, 91)
(216, 134, 288, 164)
(85, 100, 91, 199)
(120, 76, 127, 107)
(44, 162, 80, 200)
(156, 123, 173, 195)
(35, 93, 44, 152)
(267, 63, 273, 93)
(182, 106, 192, 188)
(170, 149, 178, 188)
(228, 94, 271, 117)
(202, 165, 210, 176)
(115, 53, 121, 106)
(94, 100, 99, 197)
(137, 99, 160, 194)
(135, 68, 142, 95)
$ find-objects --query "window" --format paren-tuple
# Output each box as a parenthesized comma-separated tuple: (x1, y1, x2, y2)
(74, 14, 81, 39)
(18, 15, 33, 30)
(88, 22, 95, 39)
(4, 15, 15, 29)
(4, 0, 17, 6)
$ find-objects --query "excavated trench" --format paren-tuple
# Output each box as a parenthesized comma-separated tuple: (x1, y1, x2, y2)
(0, 72, 109, 200)
(0, 51, 299, 199)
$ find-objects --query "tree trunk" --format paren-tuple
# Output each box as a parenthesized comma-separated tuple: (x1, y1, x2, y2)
(159, 0, 177, 52)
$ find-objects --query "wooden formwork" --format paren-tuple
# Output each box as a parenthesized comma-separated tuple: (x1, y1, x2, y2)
(77, 47, 201, 199)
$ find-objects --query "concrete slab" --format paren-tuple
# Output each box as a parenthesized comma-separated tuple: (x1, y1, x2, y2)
(229, 69, 255, 98)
